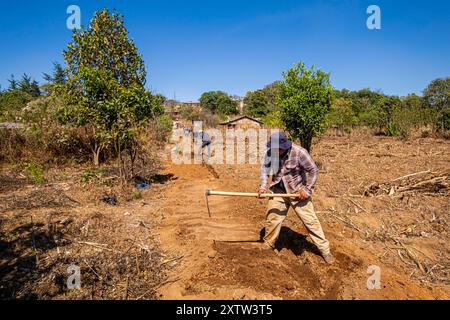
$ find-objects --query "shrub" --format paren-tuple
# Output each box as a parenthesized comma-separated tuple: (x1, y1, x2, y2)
(24, 162, 45, 185)
(154, 114, 173, 142)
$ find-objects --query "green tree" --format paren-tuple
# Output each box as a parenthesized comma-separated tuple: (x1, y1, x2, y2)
(277, 62, 333, 152)
(243, 90, 270, 118)
(8, 75, 18, 91)
(0, 90, 32, 121)
(19, 74, 32, 93)
(43, 62, 67, 94)
(199, 91, 238, 115)
(59, 67, 163, 167)
(59, 9, 162, 168)
(372, 95, 402, 135)
(424, 77, 450, 130)
(64, 8, 146, 87)
(30, 80, 41, 97)
(329, 98, 358, 134)
(43, 62, 67, 85)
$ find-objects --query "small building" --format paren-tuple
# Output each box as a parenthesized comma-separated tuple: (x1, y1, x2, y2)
(219, 116, 264, 130)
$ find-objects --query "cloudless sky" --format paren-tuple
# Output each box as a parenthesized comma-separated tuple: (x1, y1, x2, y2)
(0, 0, 449, 101)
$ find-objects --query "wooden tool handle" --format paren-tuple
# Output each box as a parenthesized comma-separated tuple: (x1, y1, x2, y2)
(206, 190, 298, 198)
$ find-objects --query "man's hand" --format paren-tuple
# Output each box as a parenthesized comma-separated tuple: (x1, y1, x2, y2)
(258, 188, 267, 199)
(297, 187, 310, 201)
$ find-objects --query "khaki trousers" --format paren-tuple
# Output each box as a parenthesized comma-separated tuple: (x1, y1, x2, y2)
(264, 187, 331, 255)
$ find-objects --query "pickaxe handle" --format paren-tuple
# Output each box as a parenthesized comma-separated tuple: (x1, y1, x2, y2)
(204, 189, 299, 217)
(206, 190, 299, 198)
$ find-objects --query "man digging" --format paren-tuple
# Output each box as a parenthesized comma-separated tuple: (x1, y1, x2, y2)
(258, 132, 335, 264)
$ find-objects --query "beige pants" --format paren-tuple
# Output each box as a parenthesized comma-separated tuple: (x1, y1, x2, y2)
(264, 187, 331, 256)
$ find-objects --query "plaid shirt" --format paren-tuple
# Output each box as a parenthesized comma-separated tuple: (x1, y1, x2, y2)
(260, 144, 319, 196)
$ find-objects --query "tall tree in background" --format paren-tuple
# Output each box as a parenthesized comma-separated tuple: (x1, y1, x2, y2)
(19, 74, 32, 93)
(43, 62, 67, 85)
(30, 80, 41, 97)
(424, 77, 450, 130)
(277, 62, 333, 152)
(243, 89, 270, 118)
(8, 75, 18, 91)
(43, 62, 67, 95)
(199, 91, 238, 116)
(64, 8, 146, 87)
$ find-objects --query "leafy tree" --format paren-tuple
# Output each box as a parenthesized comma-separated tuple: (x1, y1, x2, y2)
(243, 89, 270, 118)
(199, 91, 238, 115)
(58, 67, 163, 166)
(59, 9, 162, 169)
(64, 8, 146, 87)
(277, 62, 333, 152)
(262, 111, 284, 129)
(424, 77, 450, 130)
(329, 98, 358, 134)
(372, 95, 402, 135)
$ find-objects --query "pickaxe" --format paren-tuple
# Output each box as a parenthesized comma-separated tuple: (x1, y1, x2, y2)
(204, 189, 299, 217)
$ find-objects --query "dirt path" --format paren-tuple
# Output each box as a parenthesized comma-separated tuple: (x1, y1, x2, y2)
(157, 163, 262, 299)
(157, 135, 449, 300)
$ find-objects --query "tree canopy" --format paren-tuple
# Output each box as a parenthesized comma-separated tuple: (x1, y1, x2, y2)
(199, 91, 238, 115)
(277, 62, 333, 152)
(63, 8, 146, 87)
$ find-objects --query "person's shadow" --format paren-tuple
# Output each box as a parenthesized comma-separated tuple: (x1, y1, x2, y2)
(259, 227, 322, 257)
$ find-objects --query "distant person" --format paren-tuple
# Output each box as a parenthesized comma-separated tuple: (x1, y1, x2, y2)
(258, 132, 335, 264)
(194, 130, 211, 161)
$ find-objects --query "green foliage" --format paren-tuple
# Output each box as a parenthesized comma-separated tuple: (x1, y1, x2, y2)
(24, 162, 44, 185)
(59, 8, 163, 168)
(81, 168, 102, 183)
(277, 62, 333, 152)
(64, 8, 146, 87)
(0, 89, 32, 121)
(132, 192, 143, 200)
(262, 111, 284, 129)
(424, 77, 450, 130)
(243, 90, 270, 118)
(58, 67, 163, 165)
(18, 74, 41, 97)
(8, 75, 18, 91)
(328, 98, 358, 133)
(154, 114, 173, 141)
(43, 62, 67, 94)
(43, 62, 67, 85)
(199, 91, 238, 115)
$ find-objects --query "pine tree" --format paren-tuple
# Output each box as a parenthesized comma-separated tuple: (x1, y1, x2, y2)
(8, 74, 18, 91)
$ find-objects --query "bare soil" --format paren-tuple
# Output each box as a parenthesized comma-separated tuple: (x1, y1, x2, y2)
(1, 132, 449, 300)
(157, 132, 449, 300)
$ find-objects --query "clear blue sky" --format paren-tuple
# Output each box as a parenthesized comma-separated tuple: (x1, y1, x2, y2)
(0, 0, 449, 101)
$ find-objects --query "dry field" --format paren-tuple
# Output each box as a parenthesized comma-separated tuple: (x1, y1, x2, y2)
(0, 131, 449, 299)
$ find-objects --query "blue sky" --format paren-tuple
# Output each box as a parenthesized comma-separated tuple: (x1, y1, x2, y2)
(0, 0, 449, 101)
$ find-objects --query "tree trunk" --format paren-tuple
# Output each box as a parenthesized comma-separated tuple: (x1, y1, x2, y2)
(300, 135, 313, 153)
(93, 145, 102, 166)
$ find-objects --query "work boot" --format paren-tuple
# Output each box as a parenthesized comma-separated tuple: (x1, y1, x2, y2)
(262, 242, 280, 255)
(322, 252, 336, 264)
